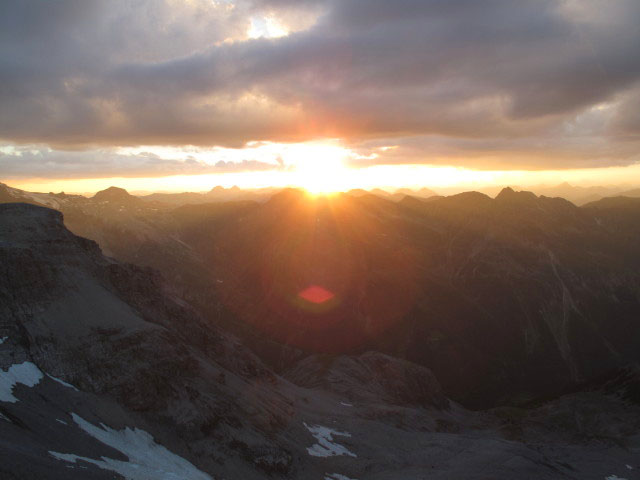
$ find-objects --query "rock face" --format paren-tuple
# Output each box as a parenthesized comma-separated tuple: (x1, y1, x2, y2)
(2, 202, 640, 479)
(285, 352, 449, 409)
(0, 203, 294, 479)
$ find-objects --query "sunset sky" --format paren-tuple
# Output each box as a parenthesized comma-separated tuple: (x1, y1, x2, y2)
(1, 0, 640, 194)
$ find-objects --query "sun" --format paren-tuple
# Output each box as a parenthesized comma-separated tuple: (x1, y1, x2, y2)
(293, 144, 351, 195)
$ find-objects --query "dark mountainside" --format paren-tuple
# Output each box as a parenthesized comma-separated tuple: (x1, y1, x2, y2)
(3, 182, 640, 407)
(208, 187, 640, 407)
(1, 184, 640, 478)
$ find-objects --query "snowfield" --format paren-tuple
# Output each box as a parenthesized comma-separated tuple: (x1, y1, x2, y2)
(49, 413, 213, 480)
(0, 361, 43, 403)
(304, 422, 357, 458)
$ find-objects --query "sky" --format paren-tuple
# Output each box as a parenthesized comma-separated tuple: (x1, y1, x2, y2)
(1, 0, 640, 194)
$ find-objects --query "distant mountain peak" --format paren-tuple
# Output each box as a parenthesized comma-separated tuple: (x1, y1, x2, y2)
(448, 191, 492, 202)
(266, 187, 306, 205)
(495, 186, 537, 202)
(92, 186, 135, 202)
(496, 186, 515, 197)
(371, 188, 390, 197)
(418, 187, 437, 196)
(210, 185, 241, 194)
(346, 188, 369, 197)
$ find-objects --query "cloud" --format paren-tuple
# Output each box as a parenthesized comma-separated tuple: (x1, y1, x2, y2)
(0, 147, 279, 179)
(0, 0, 639, 171)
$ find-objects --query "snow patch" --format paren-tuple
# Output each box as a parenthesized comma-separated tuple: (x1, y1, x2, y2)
(606, 476, 628, 480)
(50, 413, 212, 480)
(0, 361, 44, 402)
(0, 336, 8, 344)
(46, 373, 79, 391)
(0, 412, 10, 422)
(325, 474, 357, 480)
(56, 419, 68, 425)
(626, 465, 633, 470)
(340, 402, 353, 407)
(304, 422, 356, 458)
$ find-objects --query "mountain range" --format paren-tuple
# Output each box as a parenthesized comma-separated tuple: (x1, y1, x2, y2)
(1, 182, 640, 478)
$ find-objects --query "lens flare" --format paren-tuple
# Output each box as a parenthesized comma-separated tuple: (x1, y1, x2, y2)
(298, 285, 335, 304)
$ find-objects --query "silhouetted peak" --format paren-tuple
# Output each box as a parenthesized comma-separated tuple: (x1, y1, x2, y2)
(447, 191, 492, 203)
(371, 188, 390, 197)
(426, 191, 491, 212)
(209, 185, 241, 195)
(398, 194, 426, 208)
(93, 186, 134, 201)
(345, 188, 369, 197)
(417, 187, 438, 197)
(396, 187, 437, 196)
(496, 186, 514, 197)
(495, 187, 538, 203)
(267, 187, 306, 204)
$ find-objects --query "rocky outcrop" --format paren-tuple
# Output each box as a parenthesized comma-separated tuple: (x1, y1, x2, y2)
(285, 352, 449, 409)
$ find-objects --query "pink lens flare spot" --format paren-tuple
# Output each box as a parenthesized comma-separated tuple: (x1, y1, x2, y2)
(298, 285, 335, 304)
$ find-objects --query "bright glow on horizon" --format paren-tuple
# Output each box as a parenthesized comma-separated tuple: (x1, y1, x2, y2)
(292, 144, 351, 194)
(5, 139, 640, 195)
(7, 161, 640, 196)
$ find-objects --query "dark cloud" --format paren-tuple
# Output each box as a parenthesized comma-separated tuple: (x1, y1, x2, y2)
(346, 131, 640, 171)
(0, 0, 639, 172)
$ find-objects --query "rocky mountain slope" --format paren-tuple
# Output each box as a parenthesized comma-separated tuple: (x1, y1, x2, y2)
(0, 202, 294, 478)
(2, 202, 640, 479)
(3, 182, 640, 410)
